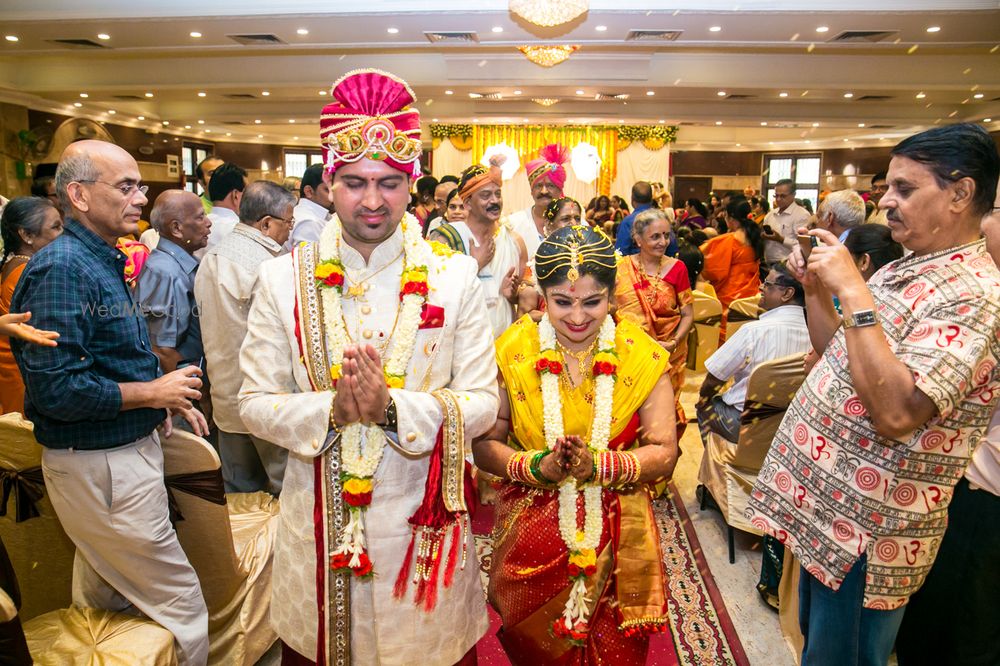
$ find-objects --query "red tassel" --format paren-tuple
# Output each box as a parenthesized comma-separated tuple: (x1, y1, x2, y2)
(423, 531, 445, 612)
(443, 520, 462, 588)
(392, 529, 418, 600)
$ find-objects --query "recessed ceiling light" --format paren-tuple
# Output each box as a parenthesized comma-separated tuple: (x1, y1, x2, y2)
(254, 119, 261, 124)
(184, 124, 191, 129)
(257, 134, 264, 138)
(469, 92, 481, 98)
(926, 26, 941, 33)
(844, 138, 849, 142)
(292, 135, 298, 140)
(137, 116, 144, 120)
(736, 143, 741, 147)
(144, 92, 154, 98)
(225, 132, 232, 136)
(204, 129, 211, 133)
(473, 118, 479, 123)
(595, 25, 608, 32)
(190, 31, 202, 38)
(162, 121, 169, 125)
(804, 140, 811, 144)
(197, 119, 205, 124)
(514, 90, 522, 95)
(79, 93, 89, 98)
(492, 26, 503, 33)
(760, 121, 768, 126)
(717, 91, 726, 96)
(974, 93, 984, 99)
(916, 92, 926, 99)
(659, 119, 665, 123)
(779, 92, 789, 98)
(261, 91, 270, 96)
(445, 90, 454, 95)
(816, 26, 829, 33)
(5, 35, 19, 42)
(646, 90, 655, 96)
(297, 28, 309, 35)
(97, 33, 111, 40)
(812, 122, 820, 127)
(858, 122, 865, 127)
(986, 118, 993, 122)
(289, 119, 295, 123)
(107, 109, 116, 114)
(844, 92, 854, 98)
(319, 90, 327, 96)
(715, 121, 723, 125)
(618, 119, 624, 123)
(387, 27, 399, 34)
(432, 118, 439, 122)
(73, 102, 82, 107)
(709, 26, 722, 32)
(576, 90, 584, 95)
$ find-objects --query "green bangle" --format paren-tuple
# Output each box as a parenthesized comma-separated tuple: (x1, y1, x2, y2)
(529, 450, 551, 484)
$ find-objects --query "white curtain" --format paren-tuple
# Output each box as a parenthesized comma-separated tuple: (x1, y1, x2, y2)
(431, 138, 671, 217)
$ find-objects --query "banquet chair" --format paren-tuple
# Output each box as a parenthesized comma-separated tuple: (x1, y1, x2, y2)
(725, 294, 761, 340)
(687, 290, 723, 373)
(160, 429, 279, 666)
(0, 413, 74, 620)
(697, 352, 807, 563)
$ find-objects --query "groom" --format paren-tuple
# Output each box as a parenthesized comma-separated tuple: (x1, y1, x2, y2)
(238, 70, 499, 665)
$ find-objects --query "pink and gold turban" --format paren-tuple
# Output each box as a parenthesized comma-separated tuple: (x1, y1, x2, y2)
(525, 143, 569, 190)
(319, 69, 422, 178)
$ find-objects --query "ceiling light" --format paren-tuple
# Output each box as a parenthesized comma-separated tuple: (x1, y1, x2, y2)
(97, 33, 111, 40)
(858, 122, 865, 127)
(469, 92, 481, 98)
(225, 132, 231, 136)
(916, 92, 926, 99)
(162, 121, 169, 125)
(595, 25, 607, 32)
(319, 90, 327, 96)
(518, 44, 579, 67)
(292, 136, 298, 140)
(646, 90, 655, 96)
(986, 118, 993, 122)
(184, 124, 191, 129)
(297, 28, 309, 35)
(190, 31, 202, 38)
(137, 116, 144, 120)
(804, 140, 811, 144)
(736, 143, 741, 147)
(509, 0, 589, 28)
(5, 36, 19, 42)
(473, 118, 479, 123)
(257, 134, 264, 138)
(197, 119, 205, 124)
(261, 91, 270, 96)
(779, 92, 789, 98)
(492, 26, 504, 33)
(513, 90, 522, 95)
(717, 91, 726, 96)
(445, 90, 454, 95)
(107, 109, 116, 114)
(532, 98, 559, 106)
(812, 122, 820, 127)
(254, 119, 261, 124)
(844, 92, 854, 98)
(974, 93, 984, 99)
(816, 26, 829, 33)
(760, 121, 768, 126)
(926, 26, 941, 33)
(387, 27, 399, 34)
(144, 92, 154, 98)
(576, 90, 584, 95)
(79, 93, 89, 98)
(715, 121, 722, 125)
(709, 26, 722, 32)
(432, 118, 439, 122)
(73, 102, 82, 107)
(843, 138, 849, 142)
(289, 119, 295, 123)
(204, 129, 211, 133)
(659, 119, 665, 123)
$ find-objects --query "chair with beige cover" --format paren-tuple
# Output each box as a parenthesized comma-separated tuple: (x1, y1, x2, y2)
(686, 290, 723, 372)
(725, 294, 761, 340)
(697, 352, 807, 563)
(160, 429, 279, 666)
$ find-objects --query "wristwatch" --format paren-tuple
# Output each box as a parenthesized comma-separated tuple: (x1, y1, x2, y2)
(380, 397, 398, 433)
(843, 309, 879, 329)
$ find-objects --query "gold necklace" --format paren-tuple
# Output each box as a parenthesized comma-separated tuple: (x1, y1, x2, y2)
(342, 249, 404, 299)
(3, 253, 32, 264)
(556, 337, 598, 389)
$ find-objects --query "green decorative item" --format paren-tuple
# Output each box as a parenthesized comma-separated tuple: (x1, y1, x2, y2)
(616, 125, 678, 143)
(430, 124, 474, 139)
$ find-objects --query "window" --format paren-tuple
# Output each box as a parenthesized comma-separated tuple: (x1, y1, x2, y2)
(283, 149, 324, 178)
(763, 152, 822, 213)
(182, 141, 214, 195)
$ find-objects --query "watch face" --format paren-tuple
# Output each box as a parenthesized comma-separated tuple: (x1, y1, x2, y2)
(854, 310, 877, 326)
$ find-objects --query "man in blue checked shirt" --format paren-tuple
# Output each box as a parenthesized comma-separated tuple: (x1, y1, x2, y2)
(11, 140, 210, 666)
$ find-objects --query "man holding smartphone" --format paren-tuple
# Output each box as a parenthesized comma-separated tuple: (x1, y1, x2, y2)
(761, 179, 811, 264)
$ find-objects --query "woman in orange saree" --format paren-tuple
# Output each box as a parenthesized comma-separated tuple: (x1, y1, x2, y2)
(699, 199, 763, 341)
(474, 226, 680, 665)
(613, 208, 694, 434)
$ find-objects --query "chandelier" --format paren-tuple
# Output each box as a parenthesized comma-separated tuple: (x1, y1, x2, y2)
(509, 0, 589, 27)
(518, 44, 580, 67)
(532, 98, 560, 106)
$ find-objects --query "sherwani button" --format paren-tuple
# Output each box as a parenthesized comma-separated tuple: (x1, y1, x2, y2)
(362, 305, 372, 315)
(363, 329, 374, 339)
(406, 433, 417, 443)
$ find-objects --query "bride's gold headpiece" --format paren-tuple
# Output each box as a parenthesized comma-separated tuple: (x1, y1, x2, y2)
(534, 225, 617, 285)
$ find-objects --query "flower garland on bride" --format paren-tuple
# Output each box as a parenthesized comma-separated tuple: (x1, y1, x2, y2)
(314, 213, 431, 578)
(536, 313, 619, 645)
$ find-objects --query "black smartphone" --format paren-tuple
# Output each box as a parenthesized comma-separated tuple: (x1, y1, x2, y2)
(763, 224, 773, 234)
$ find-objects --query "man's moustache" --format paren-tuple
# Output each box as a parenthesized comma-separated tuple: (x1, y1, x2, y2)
(487, 205, 501, 213)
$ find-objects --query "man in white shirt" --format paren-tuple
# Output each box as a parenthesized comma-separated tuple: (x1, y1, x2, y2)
(194, 180, 293, 493)
(761, 179, 812, 264)
(287, 162, 334, 248)
(196, 162, 247, 260)
(697, 263, 812, 442)
(508, 143, 568, 262)
(867, 170, 889, 225)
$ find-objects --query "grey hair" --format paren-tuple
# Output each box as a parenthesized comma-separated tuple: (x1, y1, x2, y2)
(632, 206, 671, 239)
(239, 180, 296, 224)
(54, 152, 100, 216)
(820, 189, 866, 229)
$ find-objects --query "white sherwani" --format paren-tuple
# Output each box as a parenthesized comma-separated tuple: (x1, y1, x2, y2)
(238, 224, 497, 665)
(508, 206, 544, 262)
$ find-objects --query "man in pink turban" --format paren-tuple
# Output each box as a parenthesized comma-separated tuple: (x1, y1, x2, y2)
(509, 143, 569, 261)
(238, 69, 499, 665)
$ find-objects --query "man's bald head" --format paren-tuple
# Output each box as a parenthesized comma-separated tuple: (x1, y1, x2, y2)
(150, 189, 211, 252)
(150, 190, 200, 232)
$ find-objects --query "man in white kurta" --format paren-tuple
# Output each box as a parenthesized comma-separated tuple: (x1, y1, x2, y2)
(237, 69, 497, 665)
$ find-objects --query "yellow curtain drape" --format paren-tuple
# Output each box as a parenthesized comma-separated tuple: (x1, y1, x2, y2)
(472, 125, 619, 196)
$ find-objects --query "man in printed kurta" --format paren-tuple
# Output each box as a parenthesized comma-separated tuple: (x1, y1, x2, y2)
(238, 70, 498, 665)
(748, 123, 1000, 665)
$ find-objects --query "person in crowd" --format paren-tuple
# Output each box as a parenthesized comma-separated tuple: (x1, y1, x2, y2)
(868, 170, 889, 224)
(428, 187, 465, 236)
(615, 207, 694, 433)
(411, 174, 438, 232)
(748, 123, 1000, 666)
(509, 143, 568, 262)
(10, 140, 209, 665)
(426, 174, 459, 234)
(676, 238, 711, 293)
(194, 180, 293, 495)
(237, 69, 497, 664)
(287, 163, 334, 247)
(586, 194, 614, 229)
(697, 262, 810, 444)
(136, 190, 210, 376)
(0, 196, 63, 414)
(195, 154, 223, 213)
(843, 222, 904, 281)
(750, 195, 770, 224)
(474, 225, 679, 663)
(281, 176, 301, 202)
(651, 182, 675, 225)
(429, 161, 526, 338)
(797, 197, 814, 215)
(30, 176, 60, 211)
(700, 197, 764, 314)
(512, 196, 584, 321)
(761, 178, 811, 264)
(614, 182, 656, 255)
(816, 188, 866, 242)
(198, 161, 247, 258)
(680, 198, 709, 230)
(895, 206, 1000, 666)
(609, 195, 628, 225)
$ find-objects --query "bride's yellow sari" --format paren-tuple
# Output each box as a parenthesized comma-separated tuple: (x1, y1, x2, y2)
(489, 315, 672, 665)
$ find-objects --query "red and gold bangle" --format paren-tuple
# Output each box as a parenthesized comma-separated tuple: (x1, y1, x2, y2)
(593, 450, 642, 487)
(506, 451, 531, 485)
